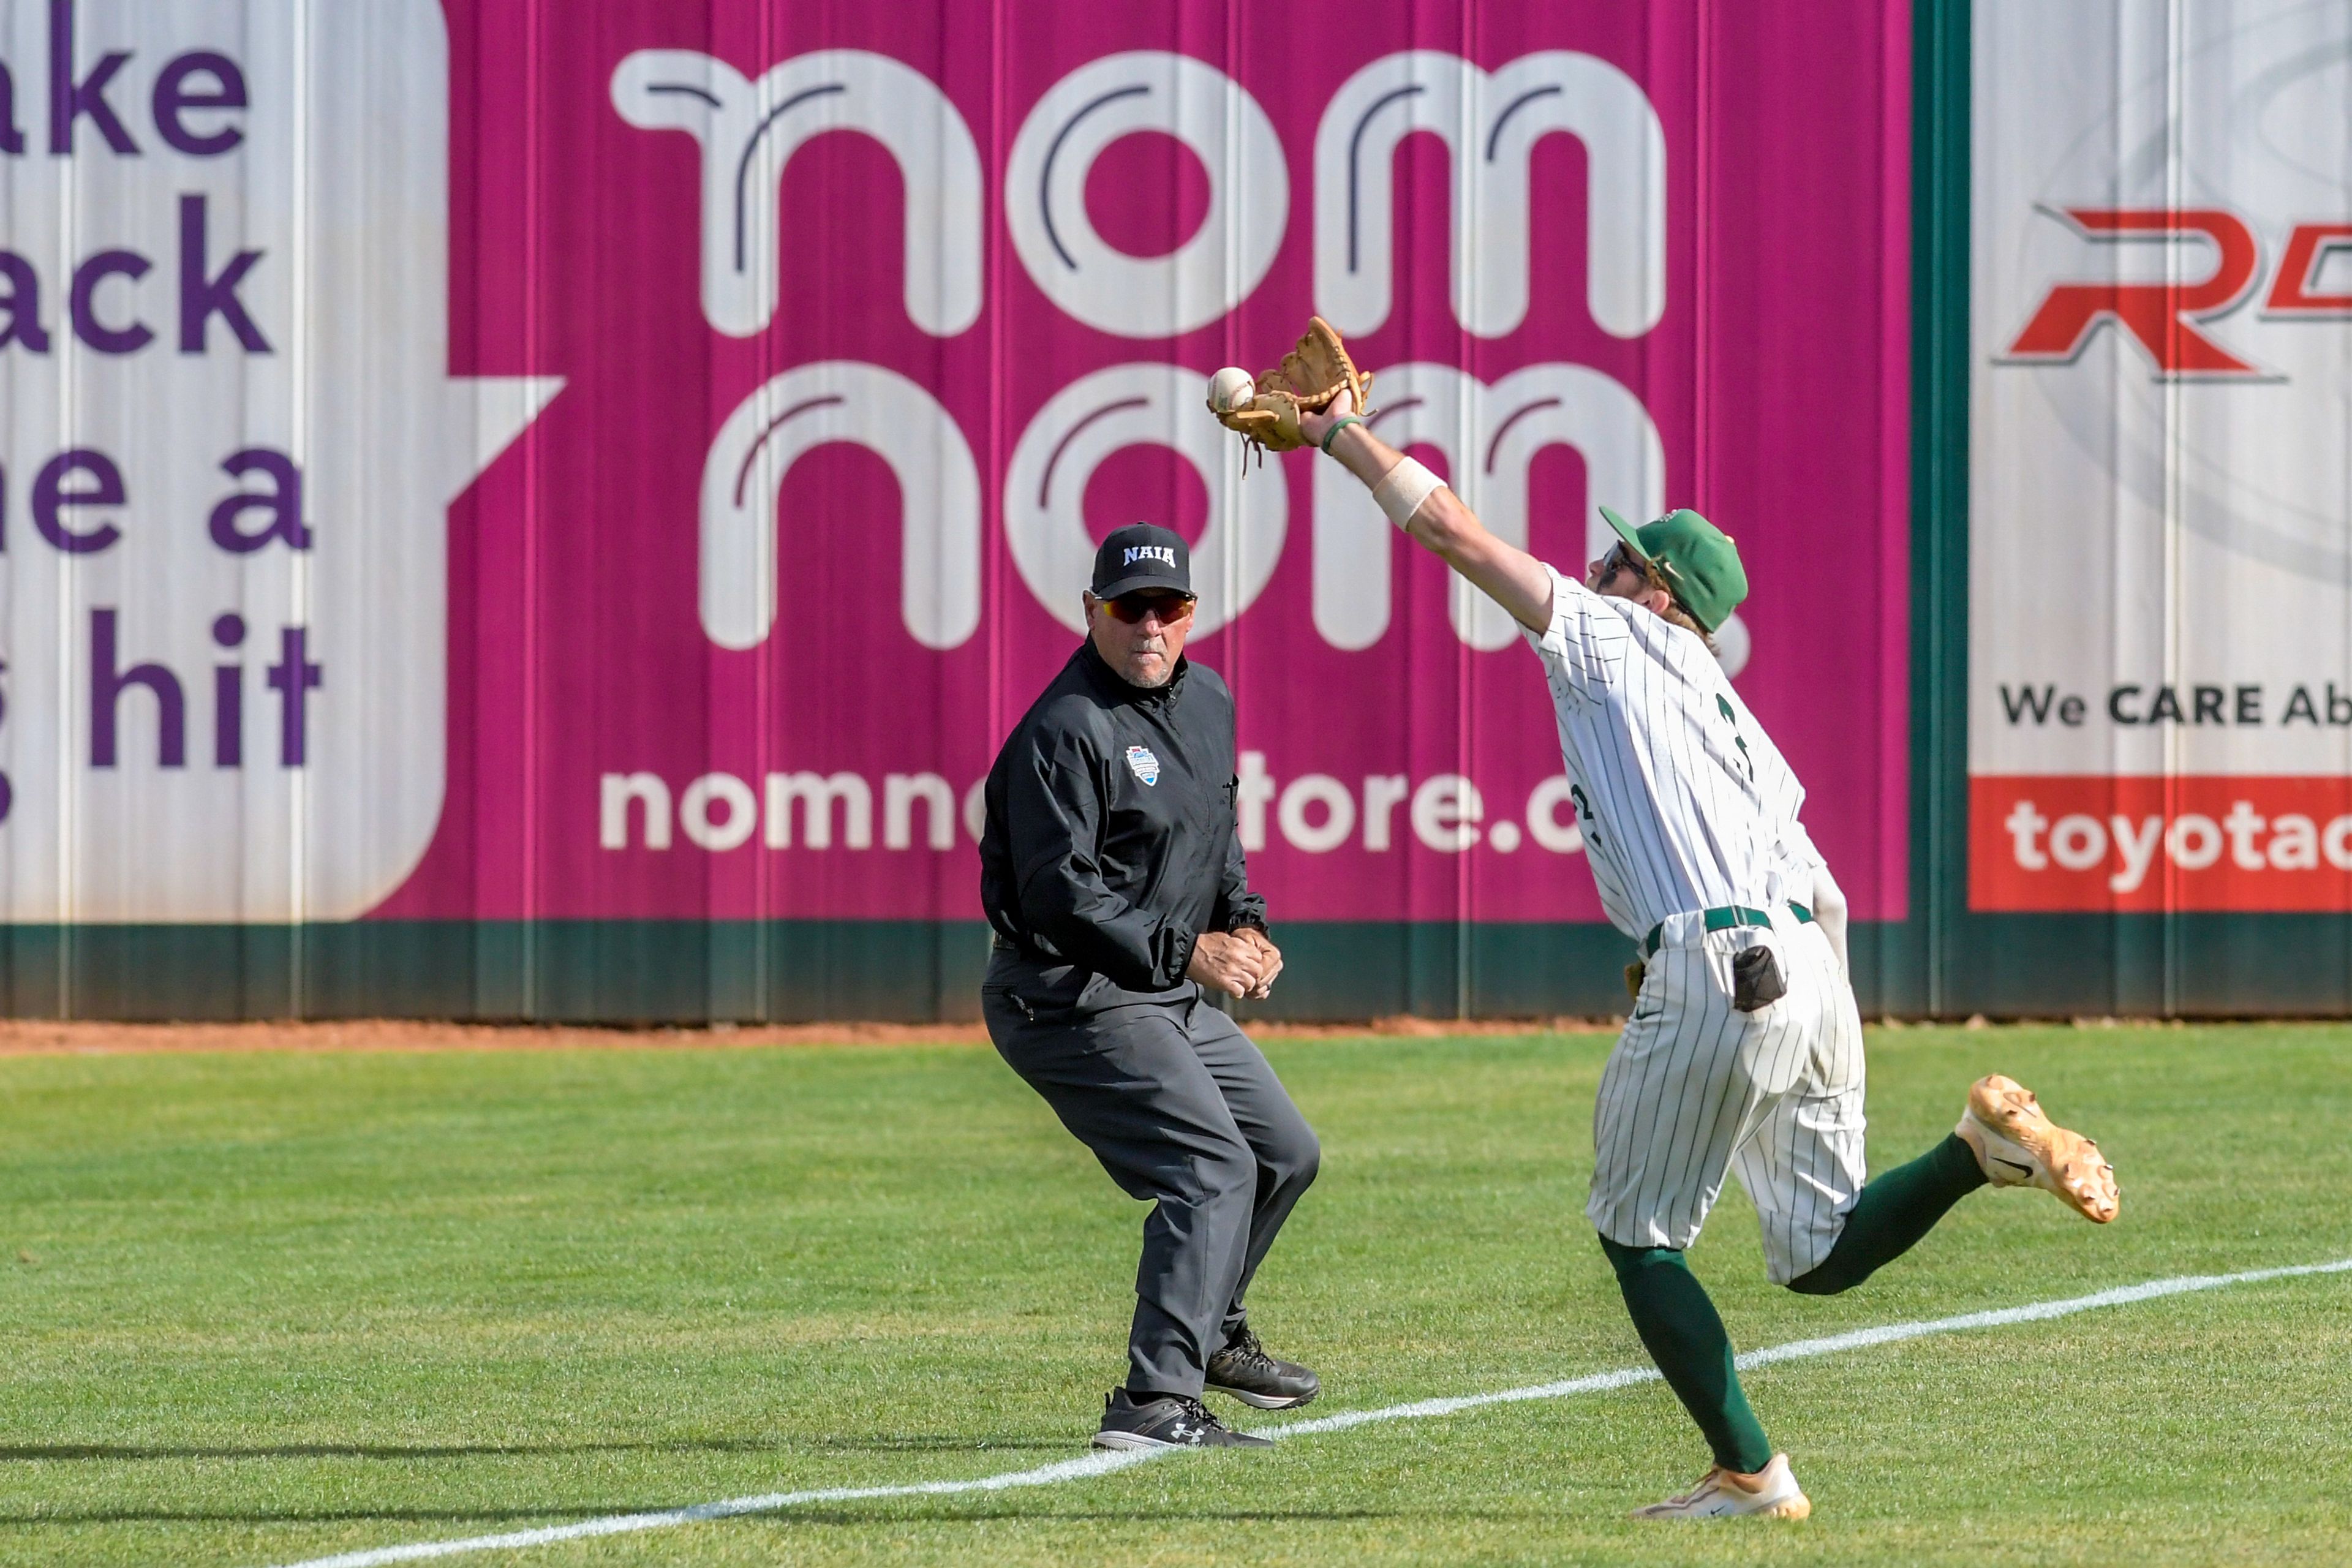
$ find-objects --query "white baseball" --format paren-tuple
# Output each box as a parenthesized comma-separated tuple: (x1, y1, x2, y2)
(1208, 366, 1256, 413)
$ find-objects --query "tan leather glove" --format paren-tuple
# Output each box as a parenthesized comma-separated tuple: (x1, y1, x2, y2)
(1212, 317, 1375, 455)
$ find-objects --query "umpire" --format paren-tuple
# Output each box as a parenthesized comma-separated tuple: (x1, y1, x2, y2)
(979, 524, 1321, 1452)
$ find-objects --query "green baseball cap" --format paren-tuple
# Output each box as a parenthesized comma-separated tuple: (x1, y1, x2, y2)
(1597, 505, 1748, 633)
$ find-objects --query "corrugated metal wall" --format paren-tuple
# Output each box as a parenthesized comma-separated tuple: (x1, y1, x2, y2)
(0, 0, 2344, 1020)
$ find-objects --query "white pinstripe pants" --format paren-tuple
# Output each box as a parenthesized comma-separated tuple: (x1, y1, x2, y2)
(1588, 908, 1866, 1284)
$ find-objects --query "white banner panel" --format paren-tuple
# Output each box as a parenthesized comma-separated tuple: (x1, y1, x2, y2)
(1972, 0, 2352, 911)
(0, 0, 557, 921)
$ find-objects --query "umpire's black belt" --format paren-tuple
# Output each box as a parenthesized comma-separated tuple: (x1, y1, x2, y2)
(1642, 902, 1814, 959)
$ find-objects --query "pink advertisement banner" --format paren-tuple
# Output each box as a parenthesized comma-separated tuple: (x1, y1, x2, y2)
(384, 1, 1913, 925)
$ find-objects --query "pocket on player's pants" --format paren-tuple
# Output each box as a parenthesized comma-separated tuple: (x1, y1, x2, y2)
(1702, 926, 1787, 1014)
(1731, 945, 1787, 1011)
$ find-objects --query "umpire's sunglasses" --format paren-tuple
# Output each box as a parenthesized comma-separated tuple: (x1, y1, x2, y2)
(1104, 591, 1196, 624)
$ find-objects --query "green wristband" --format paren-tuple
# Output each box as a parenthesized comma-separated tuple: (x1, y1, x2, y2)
(1320, 415, 1366, 454)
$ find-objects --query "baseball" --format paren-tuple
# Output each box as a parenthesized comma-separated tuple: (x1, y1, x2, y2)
(1208, 366, 1256, 413)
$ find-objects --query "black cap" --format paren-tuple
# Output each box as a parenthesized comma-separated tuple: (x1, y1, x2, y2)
(1090, 524, 1193, 600)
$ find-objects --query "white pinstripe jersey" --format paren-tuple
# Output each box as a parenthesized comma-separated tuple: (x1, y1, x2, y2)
(1522, 565, 1822, 941)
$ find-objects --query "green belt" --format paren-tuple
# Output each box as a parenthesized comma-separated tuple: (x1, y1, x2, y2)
(1643, 902, 1814, 959)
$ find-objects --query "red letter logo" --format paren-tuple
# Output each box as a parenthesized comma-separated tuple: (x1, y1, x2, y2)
(2005, 209, 2263, 377)
(2263, 222, 2352, 317)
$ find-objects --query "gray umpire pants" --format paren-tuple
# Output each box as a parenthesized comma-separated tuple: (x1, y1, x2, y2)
(983, 989, 1320, 1398)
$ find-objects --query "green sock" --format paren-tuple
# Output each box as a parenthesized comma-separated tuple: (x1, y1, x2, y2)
(1787, 1133, 1988, 1296)
(1598, 1236, 1774, 1475)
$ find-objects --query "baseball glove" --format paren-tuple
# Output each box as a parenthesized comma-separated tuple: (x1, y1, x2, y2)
(1215, 317, 1374, 456)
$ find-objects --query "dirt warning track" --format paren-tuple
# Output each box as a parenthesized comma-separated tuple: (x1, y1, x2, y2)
(0, 1015, 1622, 1057)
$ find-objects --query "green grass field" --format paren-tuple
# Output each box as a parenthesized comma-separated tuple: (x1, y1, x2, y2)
(0, 1023, 2346, 1567)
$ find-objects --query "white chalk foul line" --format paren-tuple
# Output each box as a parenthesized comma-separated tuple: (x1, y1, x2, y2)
(270, 1255, 2352, 1568)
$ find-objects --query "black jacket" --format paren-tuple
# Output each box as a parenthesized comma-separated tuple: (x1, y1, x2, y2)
(980, 641, 1266, 1014)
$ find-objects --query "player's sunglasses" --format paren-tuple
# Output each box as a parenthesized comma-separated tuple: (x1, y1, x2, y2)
(1104, 591, 1196, 625)
(1597, 545, 1647, 584)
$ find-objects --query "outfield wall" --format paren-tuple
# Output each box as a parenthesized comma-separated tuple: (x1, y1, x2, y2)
(0, 0, 2345, 1020)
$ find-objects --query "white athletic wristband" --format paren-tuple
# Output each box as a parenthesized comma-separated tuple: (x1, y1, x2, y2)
(1371, 457, 1444, 530)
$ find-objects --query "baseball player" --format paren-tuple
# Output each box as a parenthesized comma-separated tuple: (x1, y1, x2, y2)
(1219, 331, 2120, 1519)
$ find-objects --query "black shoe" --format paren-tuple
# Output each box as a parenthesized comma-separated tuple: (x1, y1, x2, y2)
(1090, 1389, 1274, 1450)
(1204, 1325, 1321, 1410)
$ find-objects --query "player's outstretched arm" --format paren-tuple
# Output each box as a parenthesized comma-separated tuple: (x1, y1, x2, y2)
(1300, 390, 1554, 635)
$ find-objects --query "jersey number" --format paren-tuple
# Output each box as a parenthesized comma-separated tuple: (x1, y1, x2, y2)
(1716, 694, 1755, 783)
(1569, 782, 1602, 850)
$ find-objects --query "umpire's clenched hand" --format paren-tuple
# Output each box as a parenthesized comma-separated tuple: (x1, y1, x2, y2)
(1186, 931, 1268, 999)
(1235, 927, 1283, 1000)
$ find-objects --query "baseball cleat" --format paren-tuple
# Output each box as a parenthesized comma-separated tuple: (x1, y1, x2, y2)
(1956, 1074, 2119, 1223)
(1090, 1389, 1273, 1450)
(1631, 1454, 1811, 1520)
(1204, 1325, 1320, 1409)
